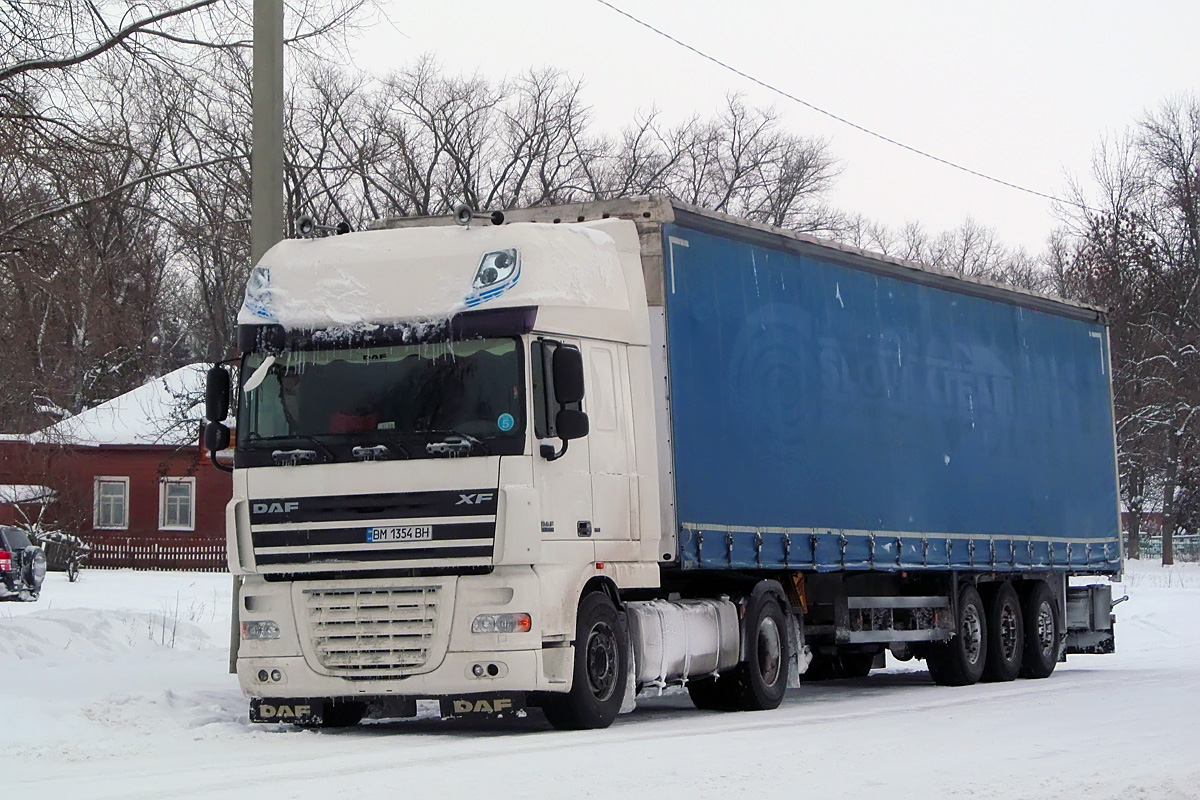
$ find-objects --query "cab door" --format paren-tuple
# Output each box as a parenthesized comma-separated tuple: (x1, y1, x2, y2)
(583, 341, 635, 545)
(530, 338, 593, 543)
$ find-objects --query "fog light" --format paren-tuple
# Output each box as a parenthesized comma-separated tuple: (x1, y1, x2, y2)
(472, 664, 485, 677)
(257, 669, 269, 682)
(472, 613, 531, 634)
(271, 669, 282, 682)
(242, 620, 281, 640)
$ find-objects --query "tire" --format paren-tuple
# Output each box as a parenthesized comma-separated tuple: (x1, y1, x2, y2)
(23, 547, 47, 592)
(736, 594, 790, 710)
(67, 558, 80, 583)
(1019, 581, 1061, 679)
(800, 650, 875, 680)
(688, 593, 789, 712)
(981, 582, 1024, 682)
(926, 584, 987, 686)
(541, 592, 628, 730)
(687, 675, 740, 711)
(837, 651, 876, 679)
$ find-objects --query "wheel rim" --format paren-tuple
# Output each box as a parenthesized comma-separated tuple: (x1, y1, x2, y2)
(999, 601, 1020, 661)
(757, 616, 782, 686)
(961, 602, 983, 665)
(585, 621, 619, 701)
(1036, 602, 1055, 658)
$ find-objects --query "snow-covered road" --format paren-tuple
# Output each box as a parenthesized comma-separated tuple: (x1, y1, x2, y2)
(6, 563, 1199, 799)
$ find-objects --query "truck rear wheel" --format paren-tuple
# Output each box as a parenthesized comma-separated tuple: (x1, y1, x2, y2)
(687, 592, 789, 712)
(926, 584, 987, 686)
(1018, 581, 1060, 679)
(981, 582, 1024, 682)
(541, 592, 628, 730)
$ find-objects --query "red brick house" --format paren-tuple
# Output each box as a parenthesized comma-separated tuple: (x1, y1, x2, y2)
(0, 366, 231, 570)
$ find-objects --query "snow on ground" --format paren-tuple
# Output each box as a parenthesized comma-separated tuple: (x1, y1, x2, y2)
(5, 562, 1199, 799)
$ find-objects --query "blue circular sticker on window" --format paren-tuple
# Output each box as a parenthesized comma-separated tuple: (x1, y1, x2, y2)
(497, 413, 515, 432)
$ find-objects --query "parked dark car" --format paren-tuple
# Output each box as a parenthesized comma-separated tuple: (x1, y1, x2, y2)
(0, 526, 47, 601)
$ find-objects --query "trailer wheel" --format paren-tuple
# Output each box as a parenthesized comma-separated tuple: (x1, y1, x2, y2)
(541, 592, 627, 730)
(1019, 581, 1060, 679)
(981, 582, 1024, 682)
(926, 584, 987, 686)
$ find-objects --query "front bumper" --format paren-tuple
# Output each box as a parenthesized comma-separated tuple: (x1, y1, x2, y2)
(235, 566, 574, 700)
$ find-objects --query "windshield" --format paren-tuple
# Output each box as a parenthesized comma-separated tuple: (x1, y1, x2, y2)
(2, 527, 32, 550)
(236, 338, 524, 463)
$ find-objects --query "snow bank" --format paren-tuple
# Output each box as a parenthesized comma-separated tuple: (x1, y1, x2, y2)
(5, 562, 1200, 799)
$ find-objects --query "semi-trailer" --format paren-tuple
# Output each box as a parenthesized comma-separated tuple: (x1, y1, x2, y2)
(204, 196, 1122, 729)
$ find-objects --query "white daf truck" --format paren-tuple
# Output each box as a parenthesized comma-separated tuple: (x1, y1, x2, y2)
(205, 197, 1122, 730)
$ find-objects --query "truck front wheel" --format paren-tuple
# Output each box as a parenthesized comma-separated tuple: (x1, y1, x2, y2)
(541, 592, 628, 730)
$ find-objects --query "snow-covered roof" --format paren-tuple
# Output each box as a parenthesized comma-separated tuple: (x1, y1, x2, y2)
(30, 365, 207, 447)
(0, 484, 55, 504)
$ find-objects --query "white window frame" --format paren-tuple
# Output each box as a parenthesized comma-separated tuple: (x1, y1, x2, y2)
(159, 477, 196, 531)
(94, 476, 130, 530)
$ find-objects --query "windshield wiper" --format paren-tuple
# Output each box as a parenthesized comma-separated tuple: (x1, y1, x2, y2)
(421, 430, 491, 456)
(352, 443, 411, 461)
(245, 432, 335, 463)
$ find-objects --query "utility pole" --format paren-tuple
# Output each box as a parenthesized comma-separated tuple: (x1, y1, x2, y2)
(251, 0, 284, 265)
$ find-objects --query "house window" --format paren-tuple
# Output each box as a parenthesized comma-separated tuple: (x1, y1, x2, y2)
(159, 477, 196, 531)
(94, 477, 130, 530)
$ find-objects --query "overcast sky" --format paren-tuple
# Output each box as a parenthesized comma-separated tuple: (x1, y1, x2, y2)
(348, 1, 1198, 254)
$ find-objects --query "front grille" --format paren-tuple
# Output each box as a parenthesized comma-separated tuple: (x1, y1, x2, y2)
(304, 586, 440, 676)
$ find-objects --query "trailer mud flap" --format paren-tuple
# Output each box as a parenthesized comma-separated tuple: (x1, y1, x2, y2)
(250, 697, 324, 725)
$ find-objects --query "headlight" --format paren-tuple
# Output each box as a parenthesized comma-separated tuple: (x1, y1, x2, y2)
(241, 620, 281, 640)
(472, 613, 531, 634)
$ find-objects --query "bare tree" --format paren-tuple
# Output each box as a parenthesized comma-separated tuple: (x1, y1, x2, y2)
(1066, 95, 1200, 563)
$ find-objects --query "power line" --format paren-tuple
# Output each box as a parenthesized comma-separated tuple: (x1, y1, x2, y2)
(592, 0, 1070, 206)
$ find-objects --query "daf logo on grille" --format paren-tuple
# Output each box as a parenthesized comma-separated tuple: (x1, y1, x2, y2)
(456, 492, 494, 505)
(253, 501, 300, 515)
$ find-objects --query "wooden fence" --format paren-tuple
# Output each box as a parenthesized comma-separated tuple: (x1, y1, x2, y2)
(83, 533, 228, 572)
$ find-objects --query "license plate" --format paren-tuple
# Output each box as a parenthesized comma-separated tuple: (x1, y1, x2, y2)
(367, 525, 433, 543)
(250, 697, 324, 725)
(439, 693, 525, 718)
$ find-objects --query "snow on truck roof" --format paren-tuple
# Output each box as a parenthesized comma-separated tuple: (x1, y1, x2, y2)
(243, 217, 649, 345)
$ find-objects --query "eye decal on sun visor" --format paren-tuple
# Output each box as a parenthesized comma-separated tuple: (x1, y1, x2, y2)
(242, 265, 278, 322)
(465, 249, 520, 308)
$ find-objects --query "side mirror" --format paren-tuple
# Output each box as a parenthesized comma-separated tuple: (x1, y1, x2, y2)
(206, 366, 230, 422)
(204, 422, 233, 473)
(555, 409, 589, 441)
(552, 347, 585, 405)
(204, 422, 231, 453)
(540, 409, 589, 462)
